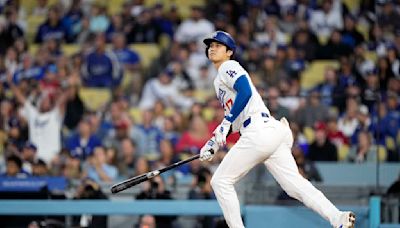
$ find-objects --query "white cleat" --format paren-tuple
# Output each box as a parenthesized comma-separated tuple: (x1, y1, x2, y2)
(335, 211, 356, 228)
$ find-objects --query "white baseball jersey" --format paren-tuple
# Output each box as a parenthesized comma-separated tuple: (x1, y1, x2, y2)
(214, 60, 270, 132)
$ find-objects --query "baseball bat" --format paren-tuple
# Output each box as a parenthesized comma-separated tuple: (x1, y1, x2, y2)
(110, 149, 214, 194)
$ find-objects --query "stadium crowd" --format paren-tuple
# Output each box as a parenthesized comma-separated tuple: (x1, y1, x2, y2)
(0, 0, 399, 226)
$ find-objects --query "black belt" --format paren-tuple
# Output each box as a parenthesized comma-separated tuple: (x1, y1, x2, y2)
(243, 112, 269, 128)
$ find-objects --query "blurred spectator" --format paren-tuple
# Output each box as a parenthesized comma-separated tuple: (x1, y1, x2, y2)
(314, 66, 344, 108)
(283, 45, 305, 79)
(377, 0, 400, 34)
(327, 116, 349, 150)
(35, 6, 69, 43)
(89, 3, 109, 33)
(309, 0, 343, 37)
(2, 154, 29, 177)
(267, 86, 290, 120)
(32, 0, 49, 17)
(62, 153, 82, 180)
(130, 110, 163, 160)
(139, 69, 193, 110)
(340, 15, 365, 48)
(4, 47, 18, 75)
(117, 137, 137, 178)
(307, 122, 338, 161)
(351, 104, 372, 144)
(111, 33, 140, 71)
(154, 139, 179, 185)
(63, 83, 85, 130)
(8, 74, 68, 164)
(134, 157, 150, 177)
(137, 215, 156, 228)
(188, 166, 216, 228)
(162, 116, 180, 147)
(175, 115, 211, 153)
(295, 90, 330, 128)
(377, 57, 395, 91)
(361, 68, 380, 110)
(66, 118, 102, 160)
(21, 142, 38, 174)
(318, 29, 352, 59)
(81, 33, 122, 87)
(152, 3, 174, 38)
(72, 179, 107, 228)
(338, 98, 360, 138)
(348, 130, 382, 163)
(136, 175, 176, 228)
(291, 20, 320, 61)
(83, 146, 118, 184)
(62, 0, 83, 41)
(32, 159, 49, 176)
(13, 54, 46, 83)
(127, 7, 161, 43)
(174, 5, 214, 44)
(0, 7, 24, 54)
(292, 145, 322, 182)
(260, 55, 289, 88)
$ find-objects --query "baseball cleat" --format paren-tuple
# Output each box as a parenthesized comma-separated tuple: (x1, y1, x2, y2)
(336, 211, 355, 228)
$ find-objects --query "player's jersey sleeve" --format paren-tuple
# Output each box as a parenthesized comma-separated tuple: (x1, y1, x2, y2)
(218, 60, 247, 89)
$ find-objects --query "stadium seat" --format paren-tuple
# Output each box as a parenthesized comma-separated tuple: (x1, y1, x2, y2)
(338, 144, 350, 161)
(107, 0, 126, 15)
(386, 136, 396, 151)
(78, 87, 111, 111)
(300, 60, 339, 90)
(144, 0, 205, 19)
(377, 146, 387, 162)
(62, 44, 80, 56)
(29, 44, 40, 56)
(343, 0, 360, 14)
(129, 107, 142, 124)
(26, 15, 46, 43)
(303, 126, 315, 143)
(202, 107, 215, 122)
(129, 43, 161, 69)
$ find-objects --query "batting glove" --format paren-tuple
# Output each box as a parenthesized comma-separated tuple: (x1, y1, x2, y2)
(214, 118, 232, 147)
(200, 137, 219, 161)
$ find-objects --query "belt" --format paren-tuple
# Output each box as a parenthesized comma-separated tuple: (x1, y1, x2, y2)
(243, 112, 269, 128)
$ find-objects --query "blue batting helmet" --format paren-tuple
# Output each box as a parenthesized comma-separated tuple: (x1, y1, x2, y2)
(203, 31, 236, 57)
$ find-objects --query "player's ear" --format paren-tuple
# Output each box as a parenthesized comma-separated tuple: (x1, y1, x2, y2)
(227, 49, 233, 58)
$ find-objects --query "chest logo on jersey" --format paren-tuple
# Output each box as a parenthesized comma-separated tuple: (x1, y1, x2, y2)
(226, 70, 237, 78)
(217, 88, 226, 106)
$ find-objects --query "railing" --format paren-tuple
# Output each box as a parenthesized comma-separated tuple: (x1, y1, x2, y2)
(0, 199, 372, 228)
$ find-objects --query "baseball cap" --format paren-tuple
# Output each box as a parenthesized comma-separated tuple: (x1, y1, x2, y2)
(23, 142, 37, 152)
(314, 121, 327, 131)
(8, 117, 20, 128)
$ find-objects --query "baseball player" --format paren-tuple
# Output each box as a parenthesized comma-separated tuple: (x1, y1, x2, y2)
(199, 31, 356, 228)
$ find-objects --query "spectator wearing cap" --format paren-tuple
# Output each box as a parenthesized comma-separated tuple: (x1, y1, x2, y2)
(278, 5, 299, 34)
(21, 142, 38, 174)
(139, 68, 193, 110)
(307, 121, 338, 162)
(66, 118, 101, 160)
(83, 146, 118, 184)
(35, 5, 70, 43)
(351, 105, 372, 145)
(174, 5, 214, 44)
(361, 67, 380, 110)
(81, 33, 122, 87)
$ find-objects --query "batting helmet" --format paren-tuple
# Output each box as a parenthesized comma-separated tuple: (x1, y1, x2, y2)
(203, 31, 236, 57)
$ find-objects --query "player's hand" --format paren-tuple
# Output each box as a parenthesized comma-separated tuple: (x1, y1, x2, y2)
(200, 137, 219, 161)
(214, 118, 232, 147)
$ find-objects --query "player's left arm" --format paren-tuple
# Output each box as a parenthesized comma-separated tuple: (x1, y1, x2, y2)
(225, 75, 252, 122)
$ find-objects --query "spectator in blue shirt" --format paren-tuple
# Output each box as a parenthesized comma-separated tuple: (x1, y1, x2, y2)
(83, 146, 118, 184)
(81, 33, 122, 87)
(13, 54, 46, 83)
(67, 119, 101, 160)
(2, 155, 29, 177)
(111, 33, 140, 71)
(35, 6, 69, 43)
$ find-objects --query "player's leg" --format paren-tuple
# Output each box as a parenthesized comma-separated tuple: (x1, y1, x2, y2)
(264, 139, 350, 227)
(210, 129, 282, 228)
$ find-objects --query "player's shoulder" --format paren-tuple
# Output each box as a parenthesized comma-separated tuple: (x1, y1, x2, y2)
(218, 60, 241, 72)
(218, 60, 244, 77)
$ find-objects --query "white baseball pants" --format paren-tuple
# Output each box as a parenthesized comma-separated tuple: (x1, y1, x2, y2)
(210, 117, 341, 228)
